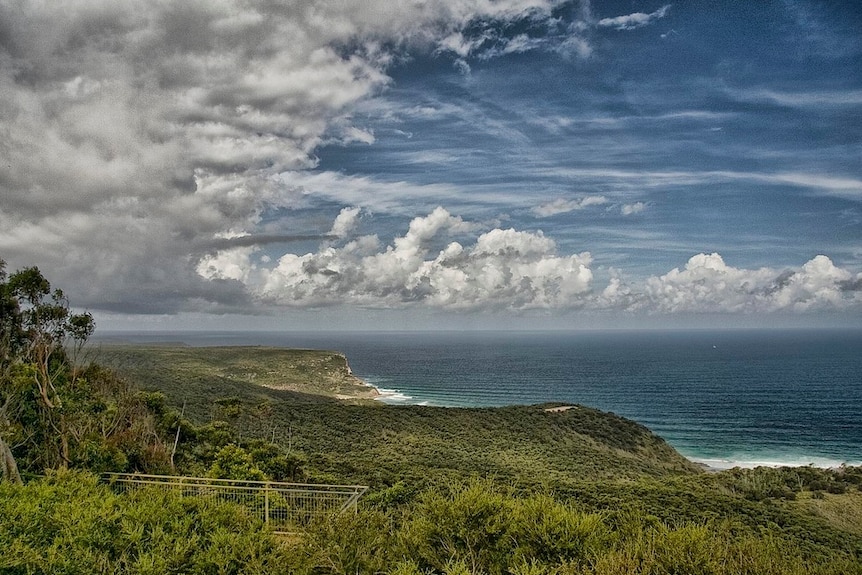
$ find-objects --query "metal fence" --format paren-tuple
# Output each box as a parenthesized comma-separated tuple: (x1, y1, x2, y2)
(103, 473, 367, 533)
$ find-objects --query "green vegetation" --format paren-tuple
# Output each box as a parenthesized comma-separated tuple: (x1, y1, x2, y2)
(0, 471, 288, 574)
(4, 473, 861, 574)
(0, 262, 171, 482)
(98, 345, 700, 486)
(96, 344, 378, 406)
(3, 259, 862, 573)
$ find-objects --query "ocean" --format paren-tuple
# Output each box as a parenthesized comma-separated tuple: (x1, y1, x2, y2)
(96, 329, 862, 470)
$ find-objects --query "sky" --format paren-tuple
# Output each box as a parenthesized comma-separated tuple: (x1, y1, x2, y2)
(1, 0, 861, 331)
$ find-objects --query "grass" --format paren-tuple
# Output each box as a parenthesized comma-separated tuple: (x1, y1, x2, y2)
(797, 491, 862, 536)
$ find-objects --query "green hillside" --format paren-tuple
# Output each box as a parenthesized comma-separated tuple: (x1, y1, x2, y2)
(96, 344, 701, 486)
(95, 344, 377, 407)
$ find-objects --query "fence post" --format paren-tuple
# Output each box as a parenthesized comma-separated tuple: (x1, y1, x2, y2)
(265, 482, 270, 525)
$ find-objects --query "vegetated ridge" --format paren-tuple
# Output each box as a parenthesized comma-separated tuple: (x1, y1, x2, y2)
(97, 344, 702, 485)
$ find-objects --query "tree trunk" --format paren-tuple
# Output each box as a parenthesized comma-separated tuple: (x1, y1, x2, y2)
(170, 402, 186, 471)
(59, 434, 69, 470)
(0, 435, 22, 484)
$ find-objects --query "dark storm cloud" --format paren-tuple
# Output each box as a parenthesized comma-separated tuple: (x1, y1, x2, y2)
(0, 0, 580, 313)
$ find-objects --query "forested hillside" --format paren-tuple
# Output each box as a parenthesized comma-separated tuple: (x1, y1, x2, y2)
(98, 344, 701, 485)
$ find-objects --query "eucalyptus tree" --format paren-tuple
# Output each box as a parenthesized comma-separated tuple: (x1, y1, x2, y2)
(0, 260, 94, 482)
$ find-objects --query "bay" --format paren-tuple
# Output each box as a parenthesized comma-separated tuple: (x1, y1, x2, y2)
(95, 328, 862, 469)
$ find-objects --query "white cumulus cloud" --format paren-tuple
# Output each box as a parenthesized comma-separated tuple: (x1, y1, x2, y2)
(252, 208, 593, 310)
(197, 209, 862, 315)
(609, 253, 862, 313)
(329, 207, 363, 239)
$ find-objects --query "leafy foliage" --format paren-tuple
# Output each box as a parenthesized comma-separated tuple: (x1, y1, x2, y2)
(4, 472, 861, 575)
(0, 470, 288, 574)
(208, 444, 267, 481)
(0, 262, 181, 480)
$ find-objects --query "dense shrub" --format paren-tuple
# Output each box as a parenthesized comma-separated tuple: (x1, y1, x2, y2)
(388, 480, 862, 575)
(0, 471, 288, 575)
(3, 465, 862, 574)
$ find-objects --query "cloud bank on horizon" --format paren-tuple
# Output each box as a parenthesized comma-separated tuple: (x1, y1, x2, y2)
(202, 206, 861, 314)
(1, 0, 861, 326)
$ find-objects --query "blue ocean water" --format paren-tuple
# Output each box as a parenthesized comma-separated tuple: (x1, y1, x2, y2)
(97, 329, 862, 469)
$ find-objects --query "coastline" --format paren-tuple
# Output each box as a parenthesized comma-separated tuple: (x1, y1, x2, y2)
(689, 455, 862, 472)
(363, 379, 421, 404)
(357, 376, 862, 472)
(360, 375, 862, 472)
(92, 331, 862, 473)
(336, 356, 381, 400)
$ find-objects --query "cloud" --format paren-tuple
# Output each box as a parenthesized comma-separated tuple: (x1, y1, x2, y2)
(198, 208, 862, 315)
(329, 207, 362, 238)
(726, 88, 862, 108)
(597, 5, 671, 31)
(274, 170, 472, 214)
(521, 168, 862, 199)
(621, 202, 647, 215)
(197, 246, 258, 284)
(604, 253, 862, 313)
(556, 35, 593, 59)
(438, 31, 489, 58)
(533, 196, 608, 217)
(430, 3, 593, 61)
(206, 234, 337, 250)
(0, 0, 586, 314)
(233, 208, 595, 311)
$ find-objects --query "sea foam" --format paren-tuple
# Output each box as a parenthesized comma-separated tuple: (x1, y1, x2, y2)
(692, 456, 862, 470)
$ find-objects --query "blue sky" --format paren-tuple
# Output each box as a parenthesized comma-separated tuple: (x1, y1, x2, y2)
(1, 1, 860, 330)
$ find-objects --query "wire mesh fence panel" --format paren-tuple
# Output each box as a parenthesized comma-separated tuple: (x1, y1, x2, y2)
(102, 473, 367, 533)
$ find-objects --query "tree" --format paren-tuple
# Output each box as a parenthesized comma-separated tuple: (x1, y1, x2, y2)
(1, 260, 24, 483)
(0, 260, 94, 482)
